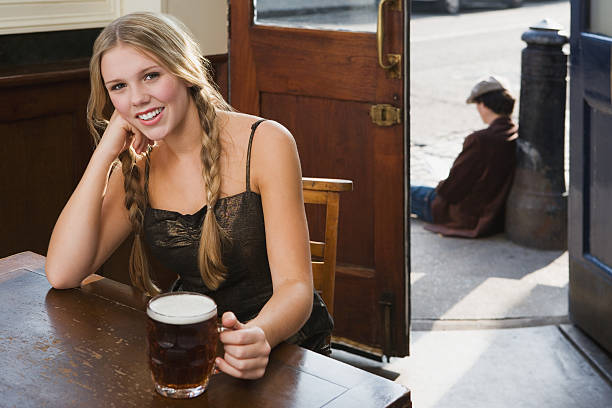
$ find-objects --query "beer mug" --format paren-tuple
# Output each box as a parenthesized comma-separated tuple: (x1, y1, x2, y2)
(146, 292, 220, 399)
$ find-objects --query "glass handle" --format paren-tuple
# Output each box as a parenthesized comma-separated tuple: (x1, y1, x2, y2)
(376, 0, 401, 78)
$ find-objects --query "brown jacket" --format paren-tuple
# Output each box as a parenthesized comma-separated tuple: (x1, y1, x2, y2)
(425, 116, 518, 238)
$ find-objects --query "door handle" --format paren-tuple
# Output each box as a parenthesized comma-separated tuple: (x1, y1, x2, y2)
(377, 0, 402, 79)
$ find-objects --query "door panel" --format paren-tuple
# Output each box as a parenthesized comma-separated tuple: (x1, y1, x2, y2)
(589, 107, 612, 264)
(569, 0, 612, 353)
(260, 93, 376, 267)
(252, 30, 379, 101)
(230, 0, 408, 356)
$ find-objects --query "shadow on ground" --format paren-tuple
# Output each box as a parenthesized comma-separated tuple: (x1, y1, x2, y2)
(410, 218, 568, 322)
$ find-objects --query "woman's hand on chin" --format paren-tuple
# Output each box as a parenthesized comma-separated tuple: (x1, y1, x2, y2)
(98, 110, 153, 158)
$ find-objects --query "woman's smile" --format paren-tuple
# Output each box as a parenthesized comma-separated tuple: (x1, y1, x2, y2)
(136, 107, 165, 125)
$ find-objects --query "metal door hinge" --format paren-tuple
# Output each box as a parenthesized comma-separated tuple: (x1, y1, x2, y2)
(370, 104, 401, 126)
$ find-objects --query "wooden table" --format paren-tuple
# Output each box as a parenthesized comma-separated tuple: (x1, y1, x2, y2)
(0, 252, 411, 407)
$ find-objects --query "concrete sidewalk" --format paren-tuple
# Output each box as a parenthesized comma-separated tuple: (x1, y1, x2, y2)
(410, 219, 568, 328)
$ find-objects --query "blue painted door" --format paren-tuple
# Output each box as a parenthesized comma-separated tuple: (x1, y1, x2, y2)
(569, 0, 612, 353)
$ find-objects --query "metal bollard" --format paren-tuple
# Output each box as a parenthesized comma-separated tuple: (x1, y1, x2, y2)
(505, 19, 569, 250)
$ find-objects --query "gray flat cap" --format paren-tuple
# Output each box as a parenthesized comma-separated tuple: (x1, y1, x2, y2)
(466, 75, 510, 103)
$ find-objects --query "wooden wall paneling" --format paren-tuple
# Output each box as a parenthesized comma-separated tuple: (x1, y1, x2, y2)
(229, 2, 259, 111)
(0, 67, 92, 259)
(208, 54, 229, 102)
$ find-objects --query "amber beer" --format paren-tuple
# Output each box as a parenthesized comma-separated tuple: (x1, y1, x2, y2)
(146, 292, 218, 398)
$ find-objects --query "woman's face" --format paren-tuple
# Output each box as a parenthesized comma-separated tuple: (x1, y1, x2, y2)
(101, 43, 193, 142)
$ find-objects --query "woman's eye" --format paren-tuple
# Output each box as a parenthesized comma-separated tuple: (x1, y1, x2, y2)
(110, 83, 126, 91)
(145, 72, 160, 81)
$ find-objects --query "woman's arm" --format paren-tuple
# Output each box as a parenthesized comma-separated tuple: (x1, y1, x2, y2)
(46, 112, 150, 289)
(215, 120, 313, 379)
(249, 120, 313, 343)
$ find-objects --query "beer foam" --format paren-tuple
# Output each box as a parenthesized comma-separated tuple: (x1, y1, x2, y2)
(147, 293, 217, 325)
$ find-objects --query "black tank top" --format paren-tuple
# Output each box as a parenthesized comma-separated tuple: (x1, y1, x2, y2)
(142, 120, 333, 354)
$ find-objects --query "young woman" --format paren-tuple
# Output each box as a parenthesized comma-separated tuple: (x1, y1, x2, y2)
(45, 12, 333, 379)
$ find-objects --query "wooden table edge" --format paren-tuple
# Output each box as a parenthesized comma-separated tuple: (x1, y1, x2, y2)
(0, 251, 45, 276)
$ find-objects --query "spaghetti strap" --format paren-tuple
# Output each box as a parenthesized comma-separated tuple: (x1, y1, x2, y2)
(246, 119, 266, 192)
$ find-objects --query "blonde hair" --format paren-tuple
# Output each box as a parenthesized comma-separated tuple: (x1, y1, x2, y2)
(87, 12, 231, 295)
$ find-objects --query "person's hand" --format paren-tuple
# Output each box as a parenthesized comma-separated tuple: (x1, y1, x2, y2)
(215, 311, 271, 379)
(97, 110, 153, 158)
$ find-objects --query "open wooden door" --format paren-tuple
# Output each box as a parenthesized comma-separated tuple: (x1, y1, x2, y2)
(230, 0, 409, 358)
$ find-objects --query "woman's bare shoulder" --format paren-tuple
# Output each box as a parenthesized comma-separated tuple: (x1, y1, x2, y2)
(218, 112, 294, 155)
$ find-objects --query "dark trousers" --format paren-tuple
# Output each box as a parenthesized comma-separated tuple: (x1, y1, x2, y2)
(410, 185, 436, 223)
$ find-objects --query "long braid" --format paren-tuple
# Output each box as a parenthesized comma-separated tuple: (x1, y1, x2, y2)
(118, 148, 161, 296)
(194, 88, 227, 290)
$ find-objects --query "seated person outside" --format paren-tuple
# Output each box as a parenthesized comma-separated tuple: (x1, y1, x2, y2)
(411, 75, 518, 238)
